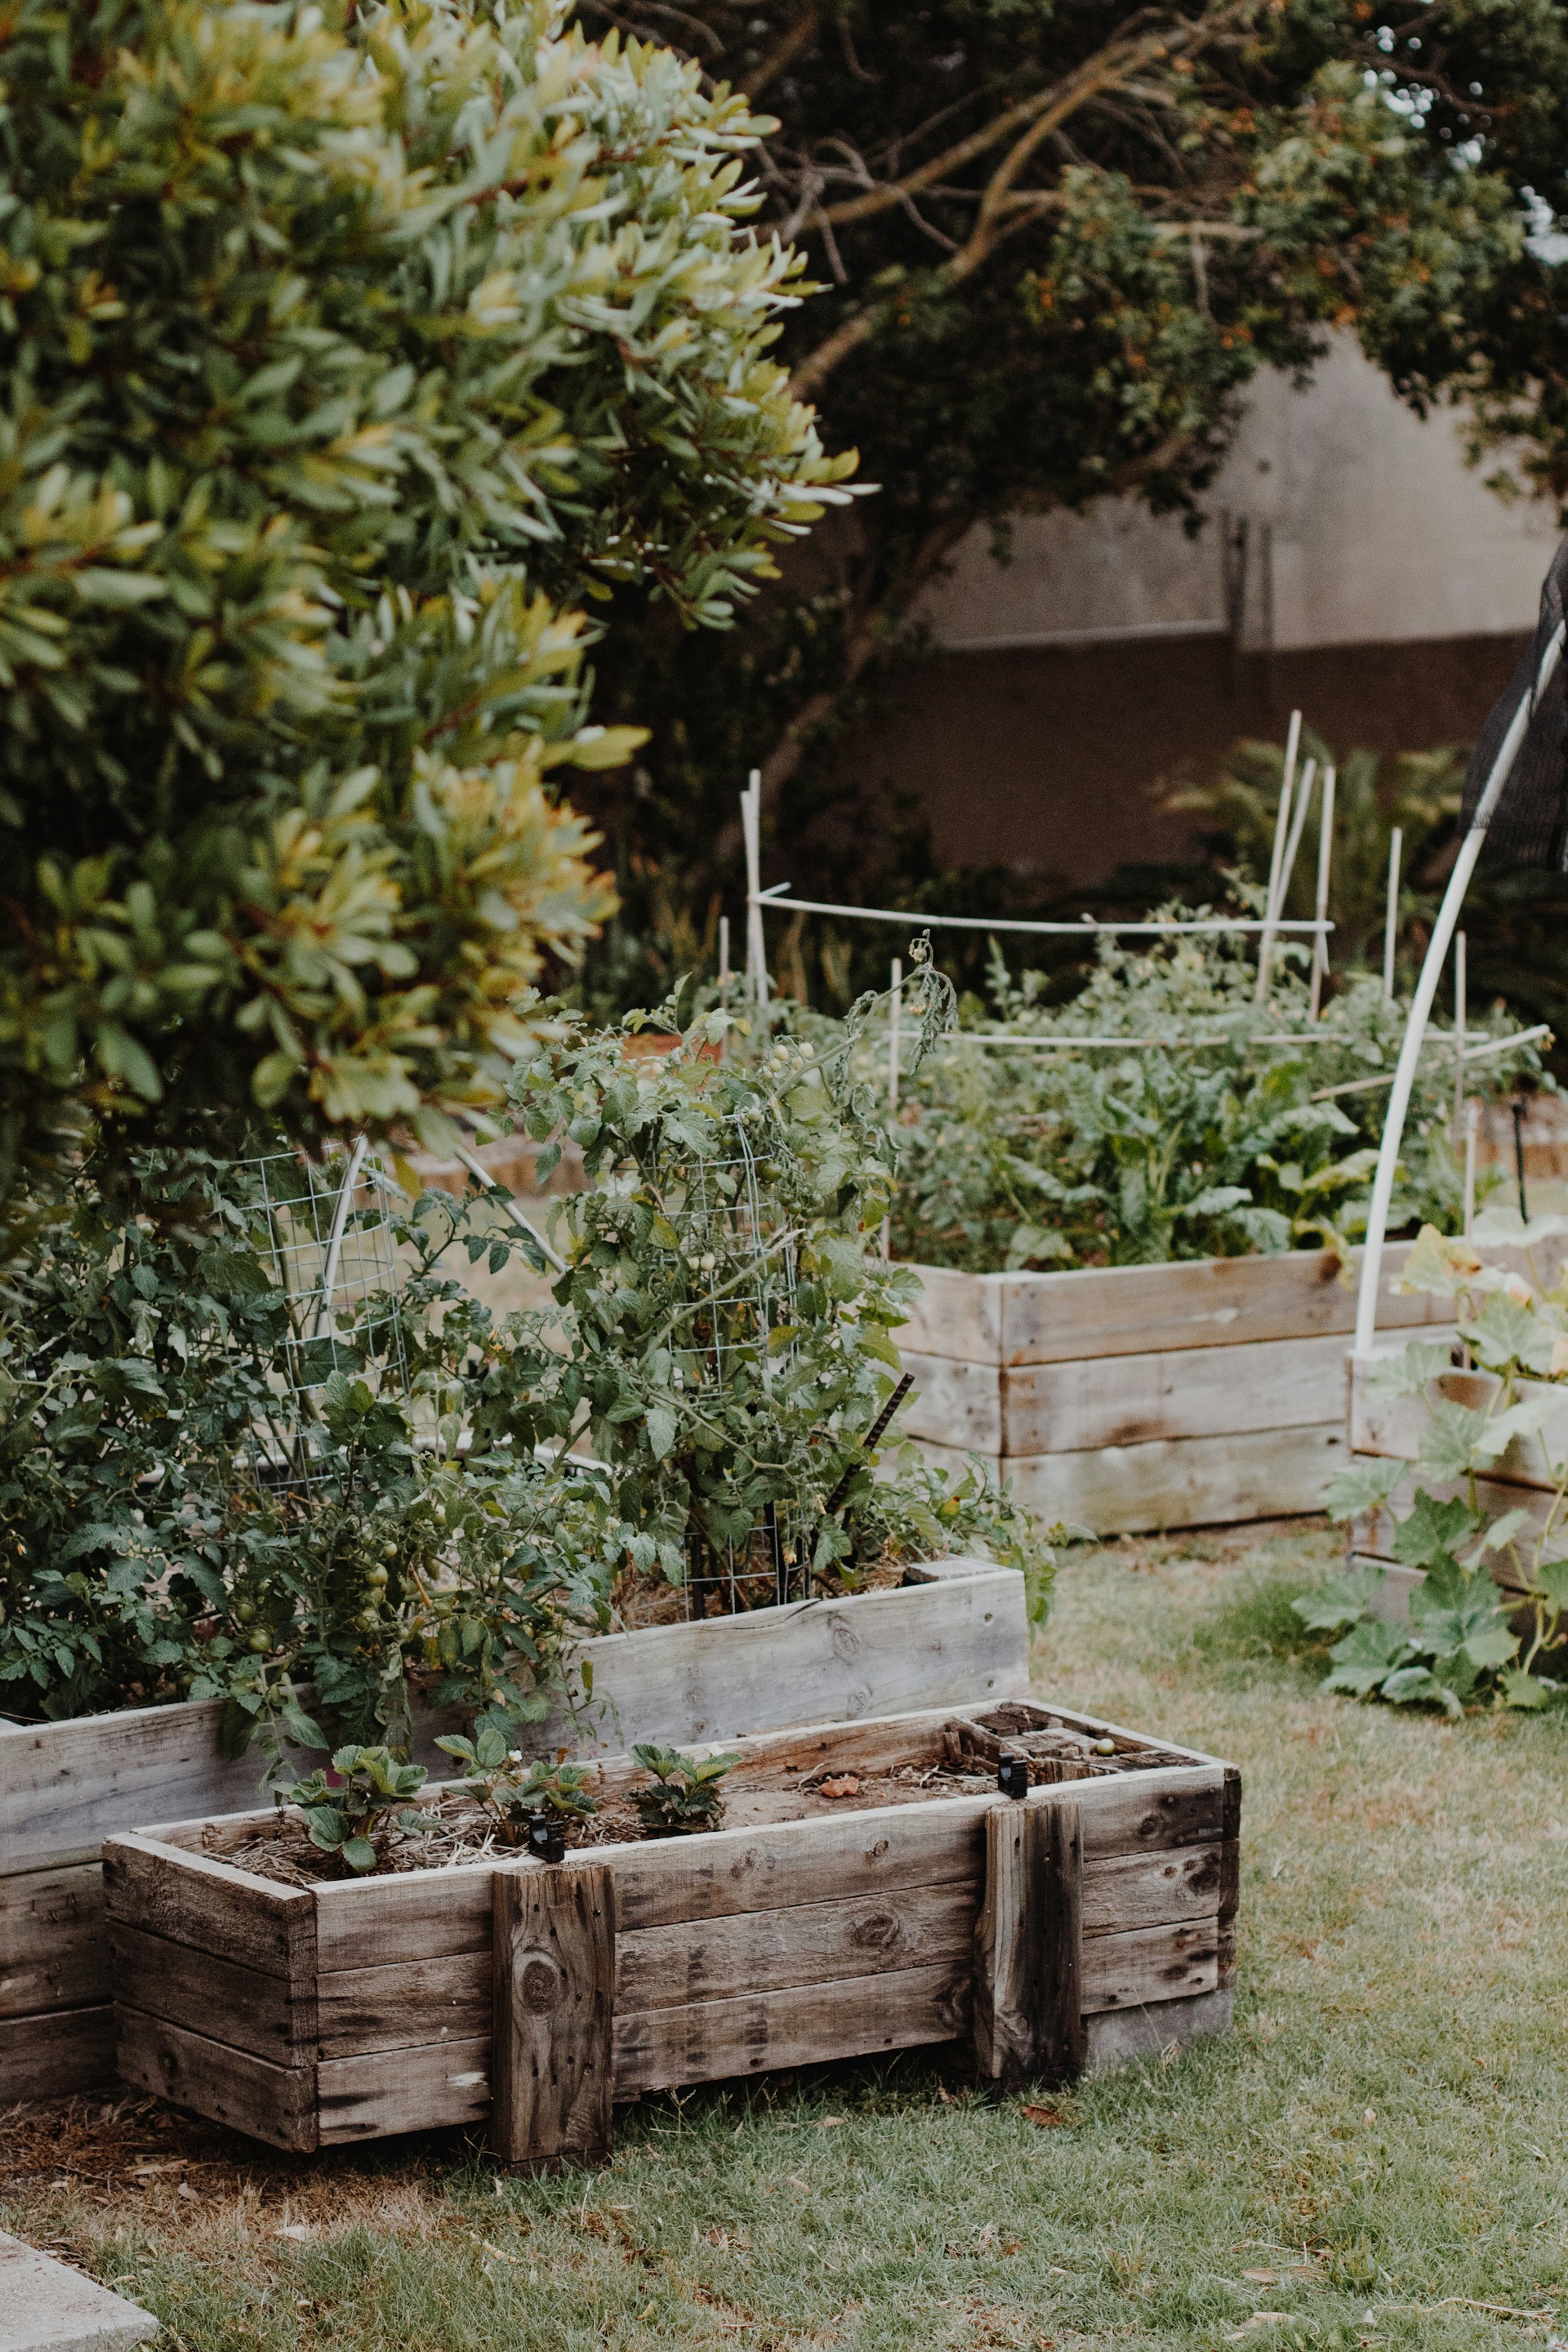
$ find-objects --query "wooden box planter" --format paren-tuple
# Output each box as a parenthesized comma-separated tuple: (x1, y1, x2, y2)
(899, 1242, 1449, 1535)
(1, 1557, 1024, 2104)
(102, 1700, 1239, 2162)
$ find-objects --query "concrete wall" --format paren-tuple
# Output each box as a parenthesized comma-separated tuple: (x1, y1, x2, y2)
(916, 338, 1558, 657)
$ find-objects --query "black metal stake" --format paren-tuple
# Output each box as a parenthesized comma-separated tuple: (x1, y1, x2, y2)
(1513, 1097, 1530, 1226)
(765, 1499, 787, 1609)
(825, 1372, 915, 1515)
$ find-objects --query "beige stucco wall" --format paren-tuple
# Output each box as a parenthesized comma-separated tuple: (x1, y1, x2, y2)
(917, 337, 1561, 655)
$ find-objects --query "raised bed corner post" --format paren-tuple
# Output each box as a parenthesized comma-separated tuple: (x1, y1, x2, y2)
(492, 1858, 617, 2172)
(973, 1796, 1084, 2089)
(1353, 578, 1568, 1366)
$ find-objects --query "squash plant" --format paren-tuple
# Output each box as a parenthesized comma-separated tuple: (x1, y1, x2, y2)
(1307, 1226, 1568, 1716)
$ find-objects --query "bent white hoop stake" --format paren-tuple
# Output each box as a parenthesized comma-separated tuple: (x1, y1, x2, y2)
(742, 771, 769, 1007)
(1254, 709, 1302, 1004)
(1353, 620, 1566, 1361)
(1308, 764, 1335, 1022)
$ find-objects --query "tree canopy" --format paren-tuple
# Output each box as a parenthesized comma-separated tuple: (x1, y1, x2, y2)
(0, 0, 852, 1193)
(572, 0, 1568, 996)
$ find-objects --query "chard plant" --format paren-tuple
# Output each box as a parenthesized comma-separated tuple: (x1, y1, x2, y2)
(630, 1744, 738, 1836)
(436, 1726, 598, 1846)
(281, 1745, 436, 1877)
(1305, 1224, 1568, 1717)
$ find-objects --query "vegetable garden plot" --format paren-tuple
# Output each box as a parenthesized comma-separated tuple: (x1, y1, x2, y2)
(0, 1560, 1025, 2105)
(102, 1701, 1238, 2164)
(899, 1242, 1450, 1535)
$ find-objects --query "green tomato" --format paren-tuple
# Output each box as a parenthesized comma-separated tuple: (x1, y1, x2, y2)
(364, 1564, 389, 1588)
(357, 1609, 381, 1633)
(234, 1599, 256, 1624)
(247, 1629, 270, 1654)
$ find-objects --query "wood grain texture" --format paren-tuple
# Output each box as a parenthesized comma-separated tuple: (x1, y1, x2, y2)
(492, 1862, 615, 2171)
(1073, 1767, 1227, 1860)
(102, 1834, 315, 1982)
(318, 1950, 491, 2062)
(611, 1960, 970, 2100)
(595, 1800, 987, 1933)
(1080, 1919, 1220, 2013)
(616, 1881, 973, 2015)
(973, 1801, 1082, 2087)
(0, 1702, 277, 1877)
(314, 1871, 492, 1976)
(115, 2005, 318, 2151)
(1352, 1469, 1550, 1588)
(317, 2036, 491, 2143)
(915, 1423, 1346, 1535)
(1, 1863, 106, 2018)
(1351, 1359, 1567, 1490)
(1217, 1770, 1241, 1990)
(542, 1567, 1028, 1757)
(1080, 1842, 1225, 1934)
(0, 2002, 115, 2102)
(894, 1263, 1005, 1365)
(109, 1923, 315, 2067)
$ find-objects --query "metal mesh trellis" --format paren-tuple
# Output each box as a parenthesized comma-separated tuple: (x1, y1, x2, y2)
(621, 1106, 814, 1618)
(243, 1136, 409, 1491)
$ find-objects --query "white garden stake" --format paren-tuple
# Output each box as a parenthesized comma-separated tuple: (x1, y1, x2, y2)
(1382, 827, 1402, 1001)
(882, 956, 902, 1259)
(1254, 708, 1303, 1003)
(1452, 930, 1467, 1130)
(741, 770, 769, 1007)
(1308, 764, 1335, 1021)
(1463, 1097, 1481, 1242)
(1354, 617, 1567, 1360)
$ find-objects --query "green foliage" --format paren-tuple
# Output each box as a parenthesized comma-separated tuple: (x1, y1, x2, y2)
(500, 980, 1046, 1590)
(281, 1743, 434, 1875)
(0, 1137, 618, 1744)
(1314, 1221, 1568, 1714)
(435, 1725, 599, 1844)
(0, 0, 852, 1186)
(872, 930, 1540, 1275)
(630, 1741, 737, 1836)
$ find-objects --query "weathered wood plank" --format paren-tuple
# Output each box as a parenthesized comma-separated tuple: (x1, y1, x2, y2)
(915, 1423, 1346, 1535)
(1080, 1918, 1219, 2014)
(317, 2036, 491, 2143)
(617, 1880, 973, 2016)
(1080, 1842, 1225, 1934)
(611, 1960, 970, 2100)
(996, 1241, 1443, 1367)
(894, 1264, 1005, 1366)
(0, 1702, 277, 1877)
(115, 2005, 318, 2151)
(596, 1800, 987, 1933)
(492, 1862, 615, 2171)
(1352, 1471, 1551, 1586)
(0, 2002, 115, 2102)
(542, 1567, 1028, 1757)
(900, 1354, 1004, 1454)
(318, 1951, 491, 2062)
(1, 1864, 106, 2018)
(973, 1801, 1082, 2087)
(1351, 1358, 1568, 1490)
(101, 1834, 314, 1983)
(108, 1923, 315, 2068)
(314, 1871, 493, 1976)
(1217, 1771, 1241, 1989)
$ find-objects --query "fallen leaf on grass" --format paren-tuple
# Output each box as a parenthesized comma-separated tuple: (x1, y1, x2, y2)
(274, 2224, 313, 2243)
(1243, 2270, 1280, 2284)
(788, 2176, 809, 2192)
(1022, 2105, 1064, 2128)
(817, 1776, 861, 1799)
(816, 2116, 845, 2129)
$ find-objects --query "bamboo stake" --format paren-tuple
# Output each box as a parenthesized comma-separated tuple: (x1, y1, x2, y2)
(882, 956, 902, 1259)
(1254, 709, 1302, 1004)
(1382, 827, 1402, 1001)
(718, 914, 731, 1063)
(1308, 763, 1335, 1020)
(741, 772, 768, 1007)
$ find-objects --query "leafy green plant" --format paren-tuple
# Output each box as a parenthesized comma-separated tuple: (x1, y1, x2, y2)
(871, 927, 1543, 1276)
(435, 1726, 598, 1846)
(281, 1744, 435, 1877)
(630, 1744, 738, 1837)
(1307, 1224, 1568, 1716)
(0, 0, 855, 1203)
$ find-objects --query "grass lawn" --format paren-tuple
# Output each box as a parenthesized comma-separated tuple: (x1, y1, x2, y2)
(7, 1521, 1568, 2352)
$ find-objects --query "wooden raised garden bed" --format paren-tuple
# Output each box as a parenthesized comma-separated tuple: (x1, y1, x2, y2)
(900, 1242, 1449, 1535)
(103, 1700, 1239, 2161)
(2, 1557, 1025, 2103)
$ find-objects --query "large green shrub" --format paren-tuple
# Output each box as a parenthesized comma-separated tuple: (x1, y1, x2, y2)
(0, 0, 852, 1196)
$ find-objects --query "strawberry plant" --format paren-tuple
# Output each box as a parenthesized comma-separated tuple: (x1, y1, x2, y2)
(435, 1726, 598, 1846)
(280, 1745, 436, 1876)
(630, 1744, 738, 1836)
